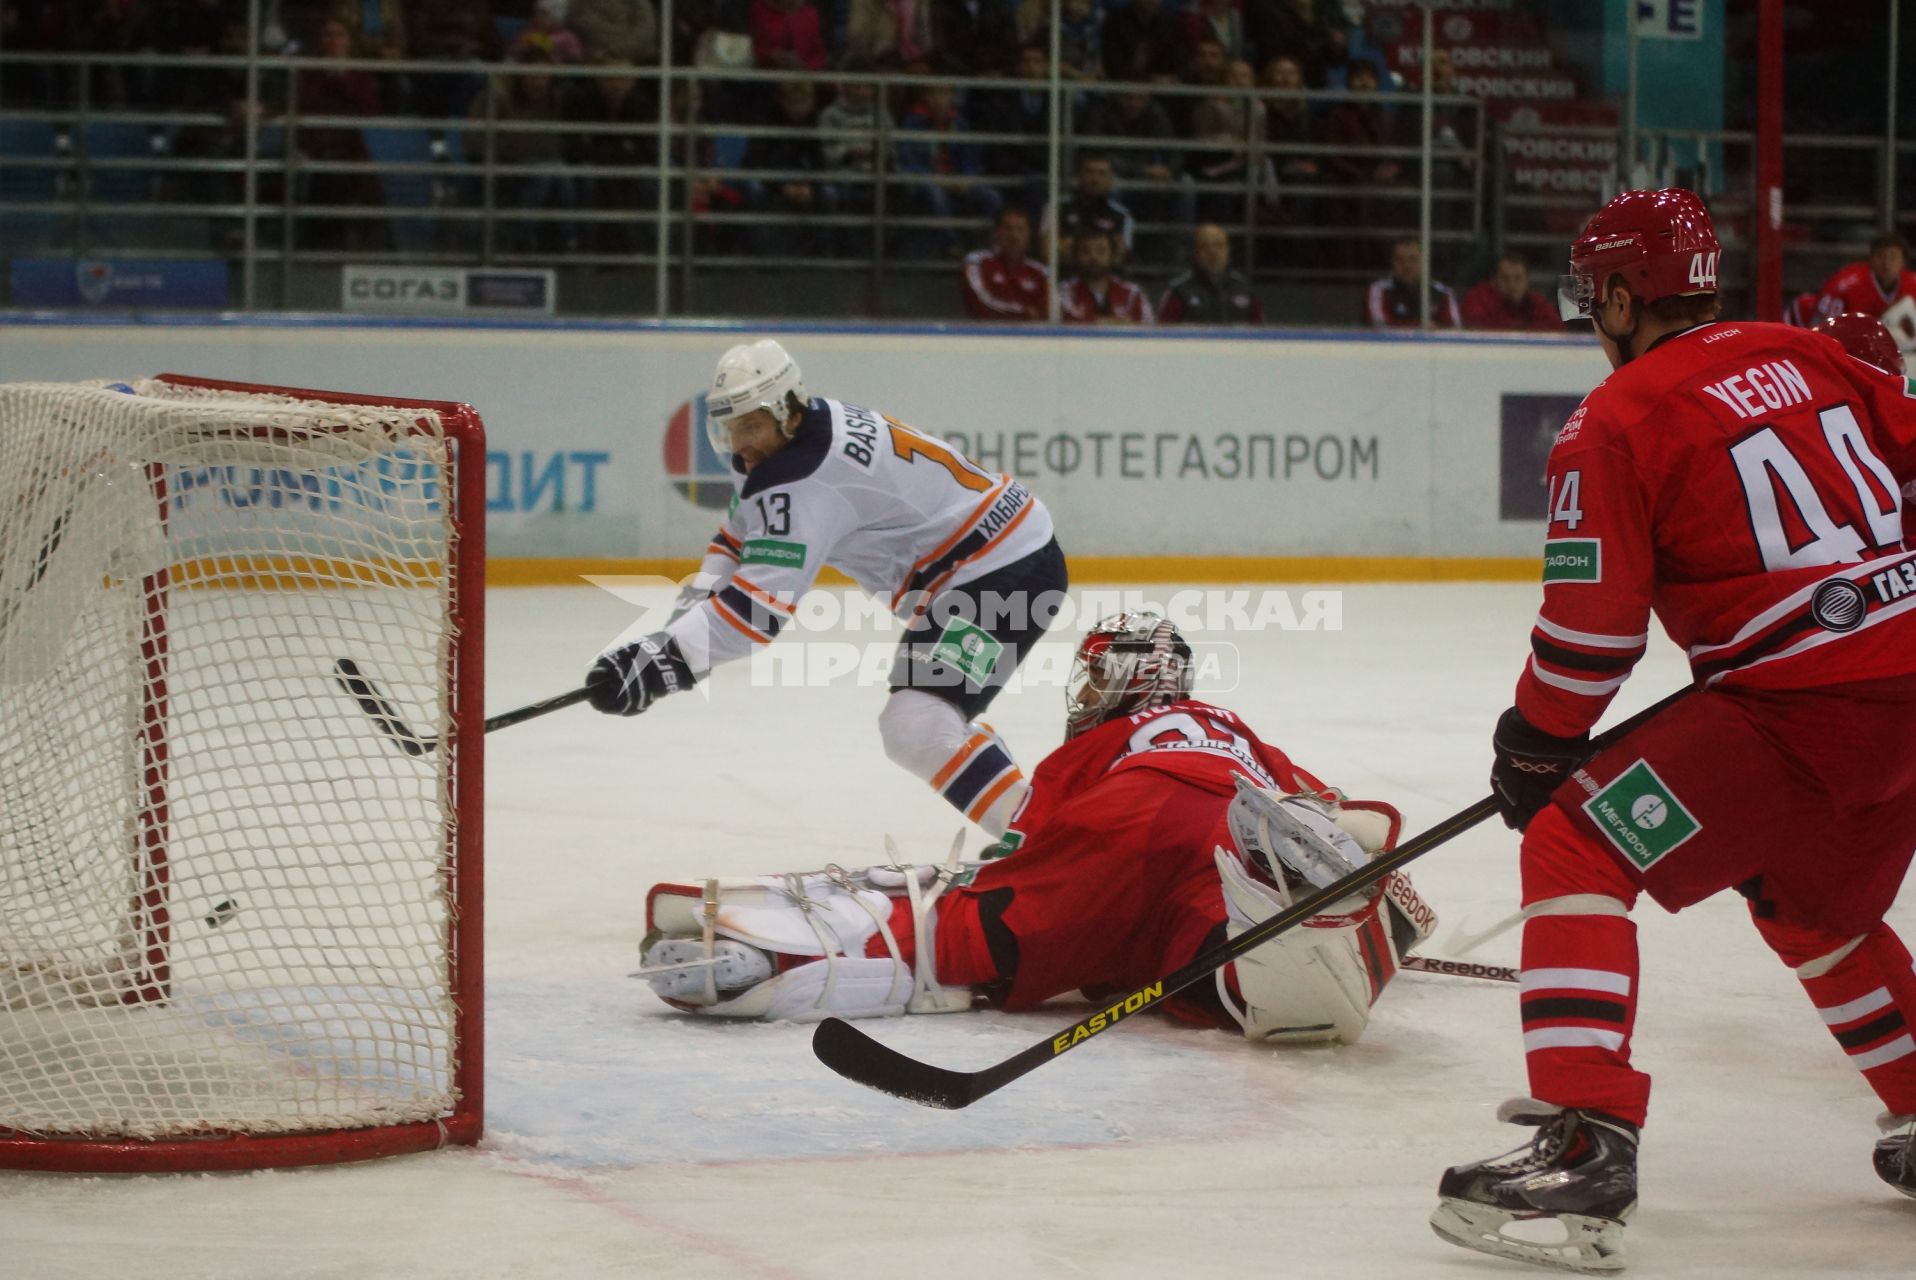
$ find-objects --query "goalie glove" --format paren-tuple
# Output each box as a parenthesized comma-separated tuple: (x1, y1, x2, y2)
(586, 632, 696, 716)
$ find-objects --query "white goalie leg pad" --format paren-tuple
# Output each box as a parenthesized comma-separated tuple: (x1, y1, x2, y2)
(1213, 844, 1392, 1045)
(638, 862, 972, 1021)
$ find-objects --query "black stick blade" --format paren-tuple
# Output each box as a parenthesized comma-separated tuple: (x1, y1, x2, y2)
(811, 1018, 991, 1110)
(333, 658, 433, 756)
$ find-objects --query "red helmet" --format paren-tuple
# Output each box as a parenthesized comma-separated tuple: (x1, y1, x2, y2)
(1814, 310, 1905, 375)
(1560, 188, 1721, 322)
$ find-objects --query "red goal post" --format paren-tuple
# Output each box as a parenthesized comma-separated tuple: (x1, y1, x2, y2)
(0, 373, 485, 1172)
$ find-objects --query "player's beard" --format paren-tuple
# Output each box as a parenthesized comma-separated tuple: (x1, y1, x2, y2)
(1596, 302, 1642, 367)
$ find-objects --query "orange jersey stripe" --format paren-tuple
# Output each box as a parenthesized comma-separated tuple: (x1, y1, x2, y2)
(712, 597, 773, 645)
(893, 478, 1011, 608)
(731, 574, 795, 616)
(966, 769, 1025, 823)
(930, 732, 990, 789)
(910, 500, 1038, 616)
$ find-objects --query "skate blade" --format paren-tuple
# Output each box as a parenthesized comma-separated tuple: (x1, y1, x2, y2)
(1430, 1197, 1627, 1273)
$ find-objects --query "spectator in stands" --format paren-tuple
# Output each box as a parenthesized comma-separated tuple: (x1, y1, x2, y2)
(1171, 34, 1228, 134)
(1080, 89, 1178, 190)
(686, 3, 753, 125)
(1041, 150, 1135, 265)
(962, 204, 1050, 320)
(326, 0, 407, 61)
(1103, 0, 1183, 83)
(1053, 0, 1104, 81)
(744, 78, 835, 256)
(1182, 0, 1246, 63)
(479, 47, 580, 253)
(972, 41, 1051, 207)
(1416, 46, 1477, 227)
(1323, 57, 1396, 186)
(844, 0, 931, 67)
(136, 0, 247, 123)
(1186, 59, 1265, 227)
(1245, 0, 1339, 88)
(569, 0, 658, 63)
(1787, 231, 1916, 327)
(749, 0, 827, 70)
(895, 82, 1000, 256)
(561, 55, 658, 254)
(670, 0, 725, 64)
(1060, 227, 1154, 324)
(1159, 222, 1264, 324)
(295, 16, 385, 249)
(1078, 88, 1177, 260)
(510, 0, 585, 63)
(405, 0, 498, 116)
(1322, 56, 1399, 262)
(929, 0, 1019, 76)
(818, 63, 886, 240)
(1460, 252, 1556, 332)
(1257, 52, 1317, 230)
(1365, 236, 1461, 328)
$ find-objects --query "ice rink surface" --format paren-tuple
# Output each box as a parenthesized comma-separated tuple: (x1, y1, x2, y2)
(6, 581, 1916, 1278)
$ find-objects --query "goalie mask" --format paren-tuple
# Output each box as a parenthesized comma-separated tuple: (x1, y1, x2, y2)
(1065, 612, 1194, 739)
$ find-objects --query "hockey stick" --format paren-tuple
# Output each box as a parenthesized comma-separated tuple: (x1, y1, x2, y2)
(333, 658, 590, 756)
(812, 684, 1694, 1109)
(1442, 907, 1526, 958)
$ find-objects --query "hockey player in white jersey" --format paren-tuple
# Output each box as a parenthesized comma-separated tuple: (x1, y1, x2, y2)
(585, 340, 1068, 835)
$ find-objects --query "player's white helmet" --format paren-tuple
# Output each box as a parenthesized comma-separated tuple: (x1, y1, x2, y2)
(1065, 611, 1194, 739)
(706, 339, 807, 453)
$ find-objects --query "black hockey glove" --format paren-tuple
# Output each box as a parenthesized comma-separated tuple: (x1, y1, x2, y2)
(586, 633, 696, 717)
(1489, 706, 1591, 831)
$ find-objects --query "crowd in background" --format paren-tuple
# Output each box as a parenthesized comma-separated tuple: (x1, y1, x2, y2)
(0, 0, 1556, 324)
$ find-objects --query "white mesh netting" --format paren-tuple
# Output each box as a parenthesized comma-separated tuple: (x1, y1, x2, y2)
(0, 380, 466, 1143)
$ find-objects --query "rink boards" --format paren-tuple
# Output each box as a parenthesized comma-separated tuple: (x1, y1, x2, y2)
(0, 317, 1608, 578)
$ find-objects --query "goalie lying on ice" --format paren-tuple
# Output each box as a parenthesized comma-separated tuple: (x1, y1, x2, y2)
(637, 613, 1435, 1043)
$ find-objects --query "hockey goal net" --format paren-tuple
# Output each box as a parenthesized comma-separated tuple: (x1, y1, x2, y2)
(0, 374, 483, 1172)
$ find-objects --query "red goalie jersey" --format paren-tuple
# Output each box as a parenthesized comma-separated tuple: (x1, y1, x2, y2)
(1520, 321, 1916, 738)
(999, 698, 1331, 854)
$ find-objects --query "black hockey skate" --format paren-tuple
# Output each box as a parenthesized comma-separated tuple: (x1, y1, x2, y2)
(1874, 1113, 1916, 1198)
(1430, 1098, 1639, 1274)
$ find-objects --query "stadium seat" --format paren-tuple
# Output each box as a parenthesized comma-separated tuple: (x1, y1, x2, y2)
(360, 126, 441, 253)
(0, 119, 69, 256)
(82, 122, 173, 249)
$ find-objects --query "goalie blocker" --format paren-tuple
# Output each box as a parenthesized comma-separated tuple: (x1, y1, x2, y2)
(638, 780, 1437, 1043)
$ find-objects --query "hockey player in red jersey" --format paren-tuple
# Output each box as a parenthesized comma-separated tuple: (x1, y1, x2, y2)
(636, 613, 1435, 1045)
(1786, 231, 1916, 332)
(1431, 189, 1916, 1274)
(1815, 309, 1907, 377)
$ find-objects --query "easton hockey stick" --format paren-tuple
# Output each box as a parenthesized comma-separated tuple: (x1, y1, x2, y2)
(334, 658, 590, 756)
(812, 684, 1694, 1109)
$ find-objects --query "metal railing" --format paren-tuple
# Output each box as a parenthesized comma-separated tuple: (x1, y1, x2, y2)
(4, 47, 1492, 322)
(1494, 116, 1916, 315)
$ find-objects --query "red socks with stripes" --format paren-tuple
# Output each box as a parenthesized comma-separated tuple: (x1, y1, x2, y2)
(1520, 910, 1649, 1126)
(1752, 915, 1916, 1116)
